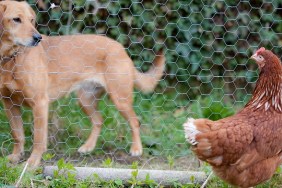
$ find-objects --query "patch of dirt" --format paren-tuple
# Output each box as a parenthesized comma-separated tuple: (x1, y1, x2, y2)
(41, 151, 201, 171)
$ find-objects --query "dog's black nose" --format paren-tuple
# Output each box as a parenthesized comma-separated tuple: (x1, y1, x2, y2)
(33, 33, 42, 43)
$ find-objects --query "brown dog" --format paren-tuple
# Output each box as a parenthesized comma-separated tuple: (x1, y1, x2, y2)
(0, 1, 165, 167)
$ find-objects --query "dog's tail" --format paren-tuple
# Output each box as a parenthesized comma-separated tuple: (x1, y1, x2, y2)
(134, 50, 165, 93)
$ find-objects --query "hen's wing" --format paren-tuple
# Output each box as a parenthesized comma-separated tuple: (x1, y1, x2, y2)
(233, 114, 282, 171)
(254, 114, 282, 158)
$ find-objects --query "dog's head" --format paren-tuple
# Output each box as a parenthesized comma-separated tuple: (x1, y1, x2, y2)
(0, 1, 42, 48)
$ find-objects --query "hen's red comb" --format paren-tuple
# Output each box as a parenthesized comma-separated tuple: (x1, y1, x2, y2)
(255, 47, 265, 54)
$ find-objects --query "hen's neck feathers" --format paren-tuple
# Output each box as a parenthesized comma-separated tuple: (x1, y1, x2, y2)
(246, 51, 282, 112)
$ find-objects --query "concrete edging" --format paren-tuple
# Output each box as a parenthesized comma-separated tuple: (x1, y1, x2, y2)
(43, 166, 207, 185)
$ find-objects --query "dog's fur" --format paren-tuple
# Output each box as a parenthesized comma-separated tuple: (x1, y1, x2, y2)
(0, 1, 165, 167)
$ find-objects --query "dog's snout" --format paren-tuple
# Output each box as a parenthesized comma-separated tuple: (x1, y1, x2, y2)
(31, 33, 42, 46)
(33, 33, 42, 42)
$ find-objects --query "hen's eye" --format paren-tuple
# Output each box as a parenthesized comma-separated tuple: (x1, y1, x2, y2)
(13, 17, 21, 23)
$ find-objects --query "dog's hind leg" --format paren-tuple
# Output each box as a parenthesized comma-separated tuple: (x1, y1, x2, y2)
(106, 77, 143, 156)
(2, 97, 25, 163)
(77, 87, 105, 154)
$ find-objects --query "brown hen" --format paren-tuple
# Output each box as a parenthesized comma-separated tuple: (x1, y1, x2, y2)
(183, 47, 282, 188)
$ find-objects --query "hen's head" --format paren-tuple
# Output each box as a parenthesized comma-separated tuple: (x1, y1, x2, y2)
(250, 47, 282, 73)
(247, 47, 282, 112)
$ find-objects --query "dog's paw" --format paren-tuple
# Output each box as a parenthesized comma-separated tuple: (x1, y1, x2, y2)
(26, 156, 41, 168)
(78, 144, 94, 154)
(130, 145, 143, 156)
(8, 152, 24, 163)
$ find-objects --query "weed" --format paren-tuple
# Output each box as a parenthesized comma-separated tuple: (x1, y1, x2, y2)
(131, 161, 139, 170)
(143, 173, 157, 187)
(102, 157, 113, 168)
(89, 173, 124, 188)
(42, 153, 55, 162)
(128, 161, 142, 186)
(50, 158, 77, 188)
(167, 155, 175, 169)
(0, 158, 21, 185)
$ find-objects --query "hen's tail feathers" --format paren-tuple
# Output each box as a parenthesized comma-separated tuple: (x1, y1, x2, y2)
(134, 50, 165, 93)
(183, 118, 201, 145)
(183, 118, 223, 166)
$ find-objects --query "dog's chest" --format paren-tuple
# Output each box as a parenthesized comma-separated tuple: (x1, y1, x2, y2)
(0, 72, 21, 91)
(0, 87, 31, 106)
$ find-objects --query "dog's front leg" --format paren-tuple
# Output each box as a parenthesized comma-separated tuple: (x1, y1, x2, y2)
(3, 98, 25, 163)
(27, 96, 49, 167)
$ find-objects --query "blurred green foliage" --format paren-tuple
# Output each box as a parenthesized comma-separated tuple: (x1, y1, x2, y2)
(26, 0, 282, 101)
(188, 96, 235, 121)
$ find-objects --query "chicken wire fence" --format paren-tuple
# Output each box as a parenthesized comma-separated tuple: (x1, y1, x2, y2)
(0, 0, 281, 170)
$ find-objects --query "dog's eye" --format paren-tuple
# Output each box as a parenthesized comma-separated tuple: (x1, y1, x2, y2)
(13, 17, 21, 23)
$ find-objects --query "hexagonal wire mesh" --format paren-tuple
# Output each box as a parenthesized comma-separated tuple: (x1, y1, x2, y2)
(0, 0, 281, 172)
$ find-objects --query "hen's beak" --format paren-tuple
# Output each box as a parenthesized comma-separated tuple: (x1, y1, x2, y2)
(250, 53, 265, 69)
(250, 54, 258, 61)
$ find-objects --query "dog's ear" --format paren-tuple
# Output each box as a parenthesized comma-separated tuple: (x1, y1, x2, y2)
(27, 3, 36, 26)
(19, 1, 36, 26)
(0, 3, 6, 34)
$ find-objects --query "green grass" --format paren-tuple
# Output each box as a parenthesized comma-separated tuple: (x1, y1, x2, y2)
(0, 157, 281, 187)
(1, 91, 196, 161)
(0, 92, 281, 187)
(0, 91, 239, 162)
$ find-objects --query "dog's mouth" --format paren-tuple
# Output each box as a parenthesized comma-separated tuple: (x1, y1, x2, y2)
(16, 39, 41, 47)
(29, 39, 41, 47)
(15, 34, 42, 47)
